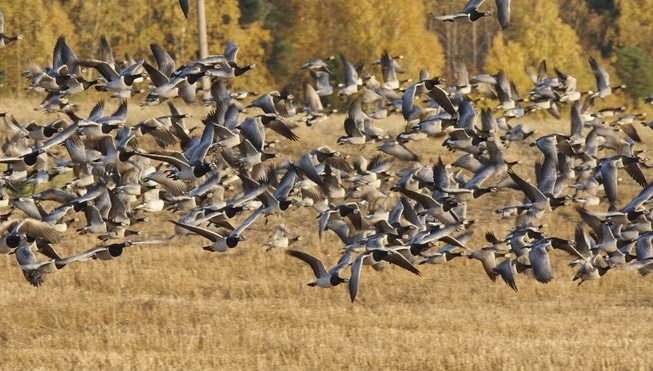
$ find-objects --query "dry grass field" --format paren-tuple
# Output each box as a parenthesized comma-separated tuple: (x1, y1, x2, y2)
(2, 95, 653, 370)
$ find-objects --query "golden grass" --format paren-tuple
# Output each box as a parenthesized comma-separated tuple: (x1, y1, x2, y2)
(2, 98, 653, 370)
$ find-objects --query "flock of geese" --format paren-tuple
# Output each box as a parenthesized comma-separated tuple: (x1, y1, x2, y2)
(1, 5, 653, 303)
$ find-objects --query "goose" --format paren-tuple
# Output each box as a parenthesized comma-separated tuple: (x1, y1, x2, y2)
(98, 225, 142, 241)
(442, 126, 486, 156)
(494, 69, 517, 111)
(598, 155, 647, 209)
(80, 58, 147, 97)
(16, 238, 172, 286)
(0, 11, 23, 48)
(205, 59, 256, 79)
(433, 0, 492, 24)
(402, 78, 457, 122)
(141, 60, 201, 105)
(169, 207, 262, 252)
(378, 140, 419, 162)
(451, 59, 472, 94)
(379, 50, 400, 90)
(419, 231, 472, 265)
(301, 57, 333, 74)
(317, 202, 363, 239)
(0, 218, 63, 252)
(76, 203, 107, 235)
(20, 120, 79, 166)
(208, 41, 257, 79)
(506, 167, 569, 220)
(246, 89, 294, 115)
(287, 250, 351, 288)
(468, 249, 503, 282)
(555, 68, 581, 103)
(57, 75, 104, 96)
(588, 56, 613, 101)
(264, 224, 302, 251)
(301, 82, 336, 126)
(338, 54, 363, 96)
(45, 35, 81, 87)
(131, 117, 179, 148)
(311, 70, 333, 97)
(349, 248, 422, 302)
(527, 237, 577, 283)
(492, 258, 519, 291)
(569, 222, 611, 284)
(14, 241, 63, 287)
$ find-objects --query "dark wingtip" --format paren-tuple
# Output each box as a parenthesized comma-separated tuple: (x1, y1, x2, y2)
(179, 0, 189, 18)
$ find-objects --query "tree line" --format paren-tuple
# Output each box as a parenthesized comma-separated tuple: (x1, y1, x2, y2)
(0, 0, 651, 104)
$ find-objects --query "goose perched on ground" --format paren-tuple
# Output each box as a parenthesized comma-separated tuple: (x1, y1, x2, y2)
(0, 11, 23, 48)
(287, 250, 351, 288)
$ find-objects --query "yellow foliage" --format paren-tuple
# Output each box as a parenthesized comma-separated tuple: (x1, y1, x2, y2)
(613, 0, 653, 53)
(484, 1, 592, 95)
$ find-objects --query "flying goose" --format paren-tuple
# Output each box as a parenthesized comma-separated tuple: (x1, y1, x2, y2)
(349, 248, 422, 302)
(527, 237, 577, 283)
(264, 224, 302, 251)
(433, 0, 492, 24)
(569, 222, 611, 284)
(16, 238, 172, 286)
(287, 250, 351, 288)
(80, 57, 147, 97)
(301, 57, 333, 74)
(338, 54, 364, 96)
(506, 168, 569, 219)
(0, 10, 23, 48)
(419, 231, 473, 265)
(169, 207, 262, 252)
(588, 56, 618, 102)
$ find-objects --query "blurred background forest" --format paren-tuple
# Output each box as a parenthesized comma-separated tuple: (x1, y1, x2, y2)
(1, 0, 652, 105)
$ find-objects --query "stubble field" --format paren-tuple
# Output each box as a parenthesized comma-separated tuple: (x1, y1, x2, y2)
(1, 96, 653, 370)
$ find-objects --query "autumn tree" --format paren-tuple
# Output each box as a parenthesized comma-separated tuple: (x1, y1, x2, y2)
(0, 1, 76, 93)
(613, 45, 653, 104)
(427, 0, 501, 77)
(484, 1, 591, 95)
(267, 0, 445, 93)
(557, 0, 610, 56)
